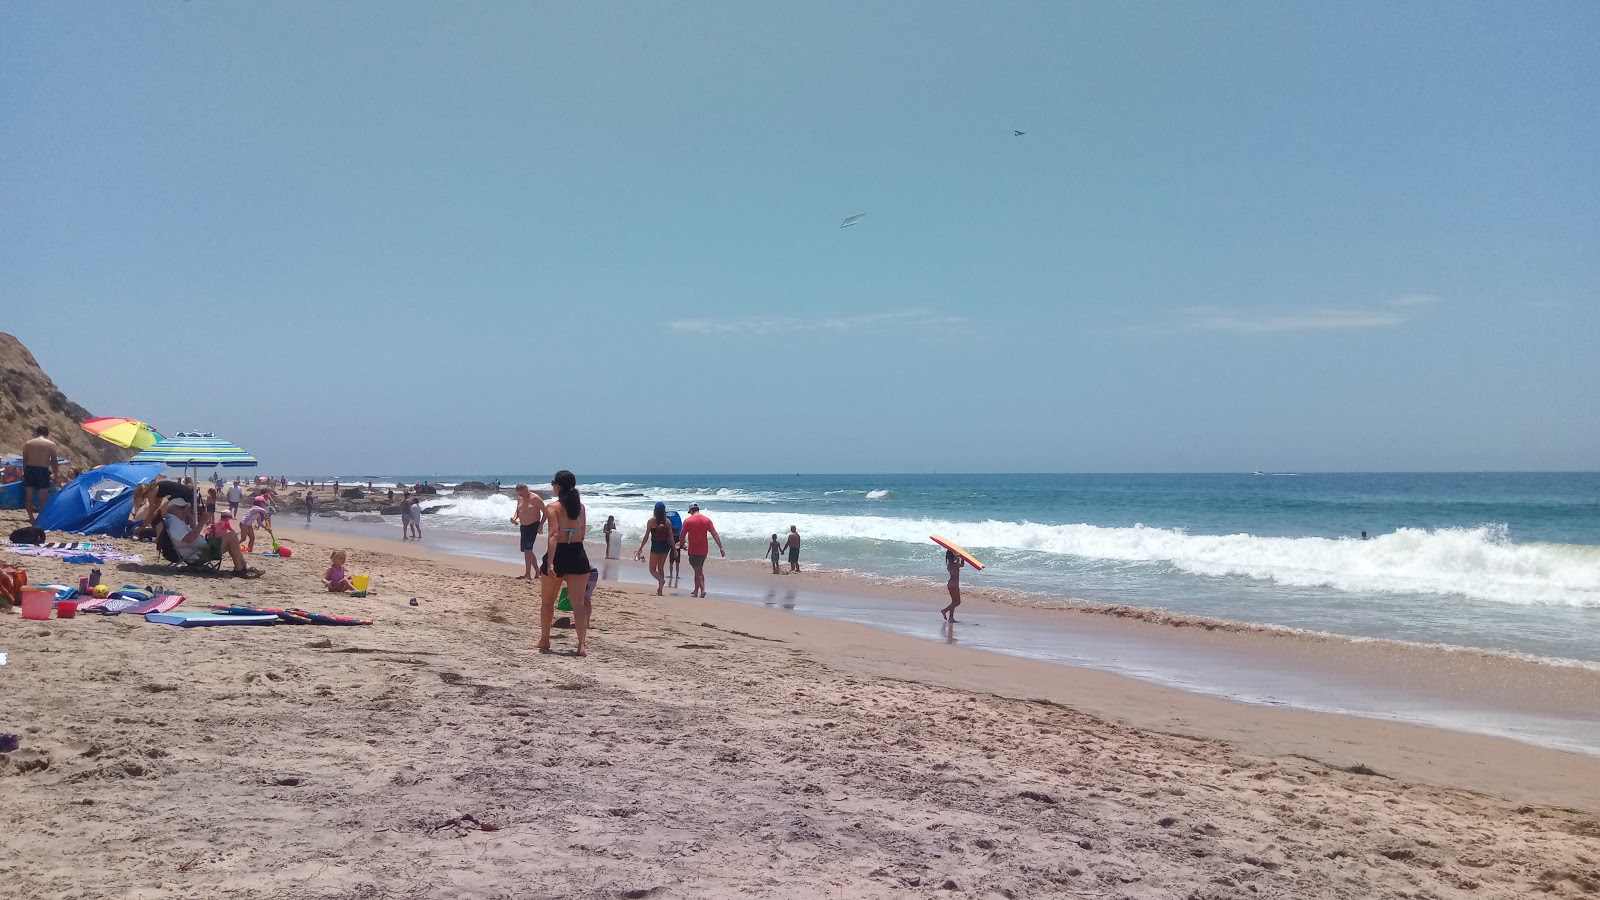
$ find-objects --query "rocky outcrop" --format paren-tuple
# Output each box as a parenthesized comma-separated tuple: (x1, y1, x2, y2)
(454, 481, 499, 493)
(0, 333, 130, 469)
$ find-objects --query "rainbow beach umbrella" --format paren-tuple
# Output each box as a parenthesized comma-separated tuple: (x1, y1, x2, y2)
(129, 432, 258, 469)
(81, 417, 166, 452)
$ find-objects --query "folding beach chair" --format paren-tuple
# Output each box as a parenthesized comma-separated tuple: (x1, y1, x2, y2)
(156, 525, 223, 574)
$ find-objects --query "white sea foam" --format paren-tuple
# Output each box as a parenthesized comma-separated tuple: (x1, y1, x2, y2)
(425, 485, 1600, 608)
(581, 509, 1598, 608)
(432, 493, 517, 522)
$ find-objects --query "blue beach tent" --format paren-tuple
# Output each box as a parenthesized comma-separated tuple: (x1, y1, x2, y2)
(35, 462, 162, 536)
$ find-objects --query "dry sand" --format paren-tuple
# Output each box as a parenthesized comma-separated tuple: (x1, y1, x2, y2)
(4, 509, 1599, 899)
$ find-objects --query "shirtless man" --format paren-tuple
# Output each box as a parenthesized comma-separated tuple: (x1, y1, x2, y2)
(785, 525, 802, 573)
(21, 426, 59, 524)
(510, 484, 546, 579)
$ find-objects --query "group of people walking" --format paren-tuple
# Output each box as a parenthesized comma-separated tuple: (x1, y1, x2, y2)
(635, 502, 725, 597)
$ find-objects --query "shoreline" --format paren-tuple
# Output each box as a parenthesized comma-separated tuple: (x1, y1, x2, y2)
(282, 517, 1600, 758)
(301, 503, 1600, 669)
(8, 508, 1600, 898)
(277, 523, 1600, 810)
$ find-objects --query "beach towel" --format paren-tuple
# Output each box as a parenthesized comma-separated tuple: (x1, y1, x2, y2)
(146, 612, 277, 627)
(6, 541, 101, 551)
(85, 594, 184, 616)
(2, 544, 140, 564)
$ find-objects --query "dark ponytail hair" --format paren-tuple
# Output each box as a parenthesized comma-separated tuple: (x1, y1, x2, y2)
(946, 549, 957, 564)
(552, 470, 580, 518)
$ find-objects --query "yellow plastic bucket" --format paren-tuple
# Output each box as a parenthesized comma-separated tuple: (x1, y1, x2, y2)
(350, 574, 370, 592)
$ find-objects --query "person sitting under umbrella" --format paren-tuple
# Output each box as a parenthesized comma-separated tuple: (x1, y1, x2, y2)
(164, 497, 260, 577)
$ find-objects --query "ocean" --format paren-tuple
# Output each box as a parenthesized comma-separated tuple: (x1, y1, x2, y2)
(320, 472, 1600, 666)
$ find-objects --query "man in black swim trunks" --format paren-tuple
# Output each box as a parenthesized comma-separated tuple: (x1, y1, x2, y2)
(785, 525, 802, 573)
(21, 426, 59, 524)
(510, 483, 546, 580)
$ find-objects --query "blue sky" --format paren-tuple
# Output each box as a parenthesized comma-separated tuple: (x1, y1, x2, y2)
(3, 2, 1595, 475)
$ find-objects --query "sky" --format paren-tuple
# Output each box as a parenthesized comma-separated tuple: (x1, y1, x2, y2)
(3, 2, 1596, 476)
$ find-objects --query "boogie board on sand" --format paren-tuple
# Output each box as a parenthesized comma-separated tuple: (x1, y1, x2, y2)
(931, 535, 985, 570)
(146, 611, 277, 627)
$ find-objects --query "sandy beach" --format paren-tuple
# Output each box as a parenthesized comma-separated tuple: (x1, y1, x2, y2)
(5, 509, 1600, 899)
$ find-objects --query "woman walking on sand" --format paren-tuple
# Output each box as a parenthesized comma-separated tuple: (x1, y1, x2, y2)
(539, 470, 591, 656)
(635, 502, 674, 595)
(940, 548, 964, 622)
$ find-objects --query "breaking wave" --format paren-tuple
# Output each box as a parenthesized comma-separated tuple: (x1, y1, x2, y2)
(598, 510, 1597, 608)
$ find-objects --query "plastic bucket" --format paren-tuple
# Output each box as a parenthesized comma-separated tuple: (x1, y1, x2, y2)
(57, 600, 79, 619)
(20, 589, 54, 621)
(351, 574, 370, 592)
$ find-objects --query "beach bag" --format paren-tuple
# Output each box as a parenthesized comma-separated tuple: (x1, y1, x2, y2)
(9, 526, 45, 545)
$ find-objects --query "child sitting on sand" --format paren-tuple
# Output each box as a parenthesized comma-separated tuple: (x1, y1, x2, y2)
(324, 550, 355, 592)
(209, 509, 235, 538)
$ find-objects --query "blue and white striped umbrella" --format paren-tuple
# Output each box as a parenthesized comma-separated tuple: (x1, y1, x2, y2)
(128, 432, 258, 468)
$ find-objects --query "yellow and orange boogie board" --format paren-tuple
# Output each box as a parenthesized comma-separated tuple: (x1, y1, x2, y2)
(930, 535, 985, 570)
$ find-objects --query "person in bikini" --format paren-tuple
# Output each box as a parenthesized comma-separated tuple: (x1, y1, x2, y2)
(510, 483, 546, 579)
(940, 549, 965, 622)
(635, 501, 675, 595)
(538, 470, 592, 656)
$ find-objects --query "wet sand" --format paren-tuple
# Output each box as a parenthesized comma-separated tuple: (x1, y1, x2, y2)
(293, 515, 1600, 757)
(6, 511, 1600, 898)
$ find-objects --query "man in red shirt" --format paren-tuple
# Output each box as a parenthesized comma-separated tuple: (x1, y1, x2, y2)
(678, 503, 725, 598)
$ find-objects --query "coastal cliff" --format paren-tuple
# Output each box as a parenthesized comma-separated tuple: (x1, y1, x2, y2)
(0, 332, 129, 468)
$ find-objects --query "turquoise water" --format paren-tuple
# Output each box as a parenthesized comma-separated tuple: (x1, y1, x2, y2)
(334, 473, 1600, 664)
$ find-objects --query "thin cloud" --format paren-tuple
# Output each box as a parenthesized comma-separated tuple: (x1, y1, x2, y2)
(670, 308, 962, 337)
(1184, 295, 1443, 334)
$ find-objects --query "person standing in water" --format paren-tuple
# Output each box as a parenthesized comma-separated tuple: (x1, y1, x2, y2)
(940, 549, 964, 622)
(635, 502, 674, 595)
(539, 470, 591, 656)
(785, 525, 802, 573)
(767, 534, 782, 574)
(603, 515, 618, 559)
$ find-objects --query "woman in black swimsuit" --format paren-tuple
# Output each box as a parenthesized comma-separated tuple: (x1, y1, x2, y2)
(538, 470, 591, 656)
(634, 501, 674, 596)
(941, 549, 964, 622)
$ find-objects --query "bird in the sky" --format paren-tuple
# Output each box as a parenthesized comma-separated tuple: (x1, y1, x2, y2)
(1014, 130, 1026, 136)
(840, 213, 866, 228)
